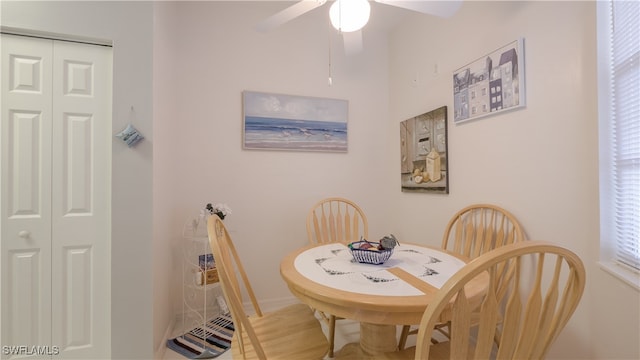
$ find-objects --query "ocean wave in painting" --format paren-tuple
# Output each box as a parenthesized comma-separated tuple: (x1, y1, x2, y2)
(244, 116, 347, 152)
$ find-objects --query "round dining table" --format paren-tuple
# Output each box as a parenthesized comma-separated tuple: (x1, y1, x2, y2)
(279, 242, 488, 357)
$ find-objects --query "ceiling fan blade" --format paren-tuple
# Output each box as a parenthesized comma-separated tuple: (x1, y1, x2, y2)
(342, 30, 364, 56)
(255, 0, 328, 33)
(374, 0, 462, 18)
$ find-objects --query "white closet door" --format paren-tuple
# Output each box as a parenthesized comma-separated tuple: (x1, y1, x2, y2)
(51, 40, 112, 359)
(1, 34, 54, 358)
(1, 33, 111, 359)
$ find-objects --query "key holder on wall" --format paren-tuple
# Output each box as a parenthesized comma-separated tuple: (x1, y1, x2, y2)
(115, 106, 144, 147)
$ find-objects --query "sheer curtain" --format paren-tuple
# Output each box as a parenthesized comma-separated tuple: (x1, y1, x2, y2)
(598, 0, 640, 283)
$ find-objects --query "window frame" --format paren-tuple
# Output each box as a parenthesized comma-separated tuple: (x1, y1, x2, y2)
(597, 0, 640, 291)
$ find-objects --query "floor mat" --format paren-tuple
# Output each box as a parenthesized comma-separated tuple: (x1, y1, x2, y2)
(166, 313, 234, 359)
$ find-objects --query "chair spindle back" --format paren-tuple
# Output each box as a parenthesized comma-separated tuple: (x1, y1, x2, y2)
(306, 197, 369, 244)
(415, 241, 586, 360)
(207, 215, 265, 359)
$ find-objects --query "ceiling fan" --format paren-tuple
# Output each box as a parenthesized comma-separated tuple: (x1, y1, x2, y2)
(255, 0, 462, 55)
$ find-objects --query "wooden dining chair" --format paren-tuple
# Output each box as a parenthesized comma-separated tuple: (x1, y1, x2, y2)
(207, 215, 328, 359)
(306, 197, 369, 357)
(399, 203, 526, 349)
(306, 197, 369, 245)
(380, 241, 586, 360)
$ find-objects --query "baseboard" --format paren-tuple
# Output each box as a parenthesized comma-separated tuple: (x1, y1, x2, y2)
(254, 295, 299, 312)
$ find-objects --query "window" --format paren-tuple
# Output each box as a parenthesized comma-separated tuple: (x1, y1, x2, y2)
(597, 0, 640, 289)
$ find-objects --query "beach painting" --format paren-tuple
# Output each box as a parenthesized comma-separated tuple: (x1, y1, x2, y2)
(243, 91, 348, 152)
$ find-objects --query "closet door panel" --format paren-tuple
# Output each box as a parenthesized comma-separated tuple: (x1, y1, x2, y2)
(51, 40, 111, 359)
(7, 111, 45, 216)
(61, 113, 93, 214)
(60, 246, 92, 348)
(6, 250, 45, 351)
(1, 34, 53, 357)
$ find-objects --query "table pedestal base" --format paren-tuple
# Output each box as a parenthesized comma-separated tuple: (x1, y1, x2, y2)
(360, 323, 398, 354)
(335, 322, 397, 359)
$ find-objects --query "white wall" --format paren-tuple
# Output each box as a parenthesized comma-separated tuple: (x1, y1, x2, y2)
(153, 2, 181, 357)
(388, 1, 639, 359)
(1, 2, 155, 359)
(153, 0, 395, 323)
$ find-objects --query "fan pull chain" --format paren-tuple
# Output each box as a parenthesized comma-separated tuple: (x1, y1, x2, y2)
(328, 28, 333, 86)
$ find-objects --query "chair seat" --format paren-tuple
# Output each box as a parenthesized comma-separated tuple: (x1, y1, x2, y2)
(231, 303, 328, 359)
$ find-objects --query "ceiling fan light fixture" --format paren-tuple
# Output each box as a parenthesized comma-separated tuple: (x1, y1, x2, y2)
(329, 0, 371, 33)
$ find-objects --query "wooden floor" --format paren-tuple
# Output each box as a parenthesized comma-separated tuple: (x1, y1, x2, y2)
(163, 316, 416, 360)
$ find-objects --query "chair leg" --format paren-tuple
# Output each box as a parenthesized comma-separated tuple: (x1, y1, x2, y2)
(494, 328, 502, 346)
(434, 322, 451, 339)
(398, 325, 411, 350)
(328, 315, 336, 358)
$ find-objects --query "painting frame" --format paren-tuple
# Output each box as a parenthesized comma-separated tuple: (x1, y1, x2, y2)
(400, 106, 449, 194)
(242, 90, 348, 152)
(453, 38, 526, 124)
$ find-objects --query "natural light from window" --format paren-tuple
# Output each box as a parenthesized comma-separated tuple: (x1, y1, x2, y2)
(597, 0, 640, 290)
